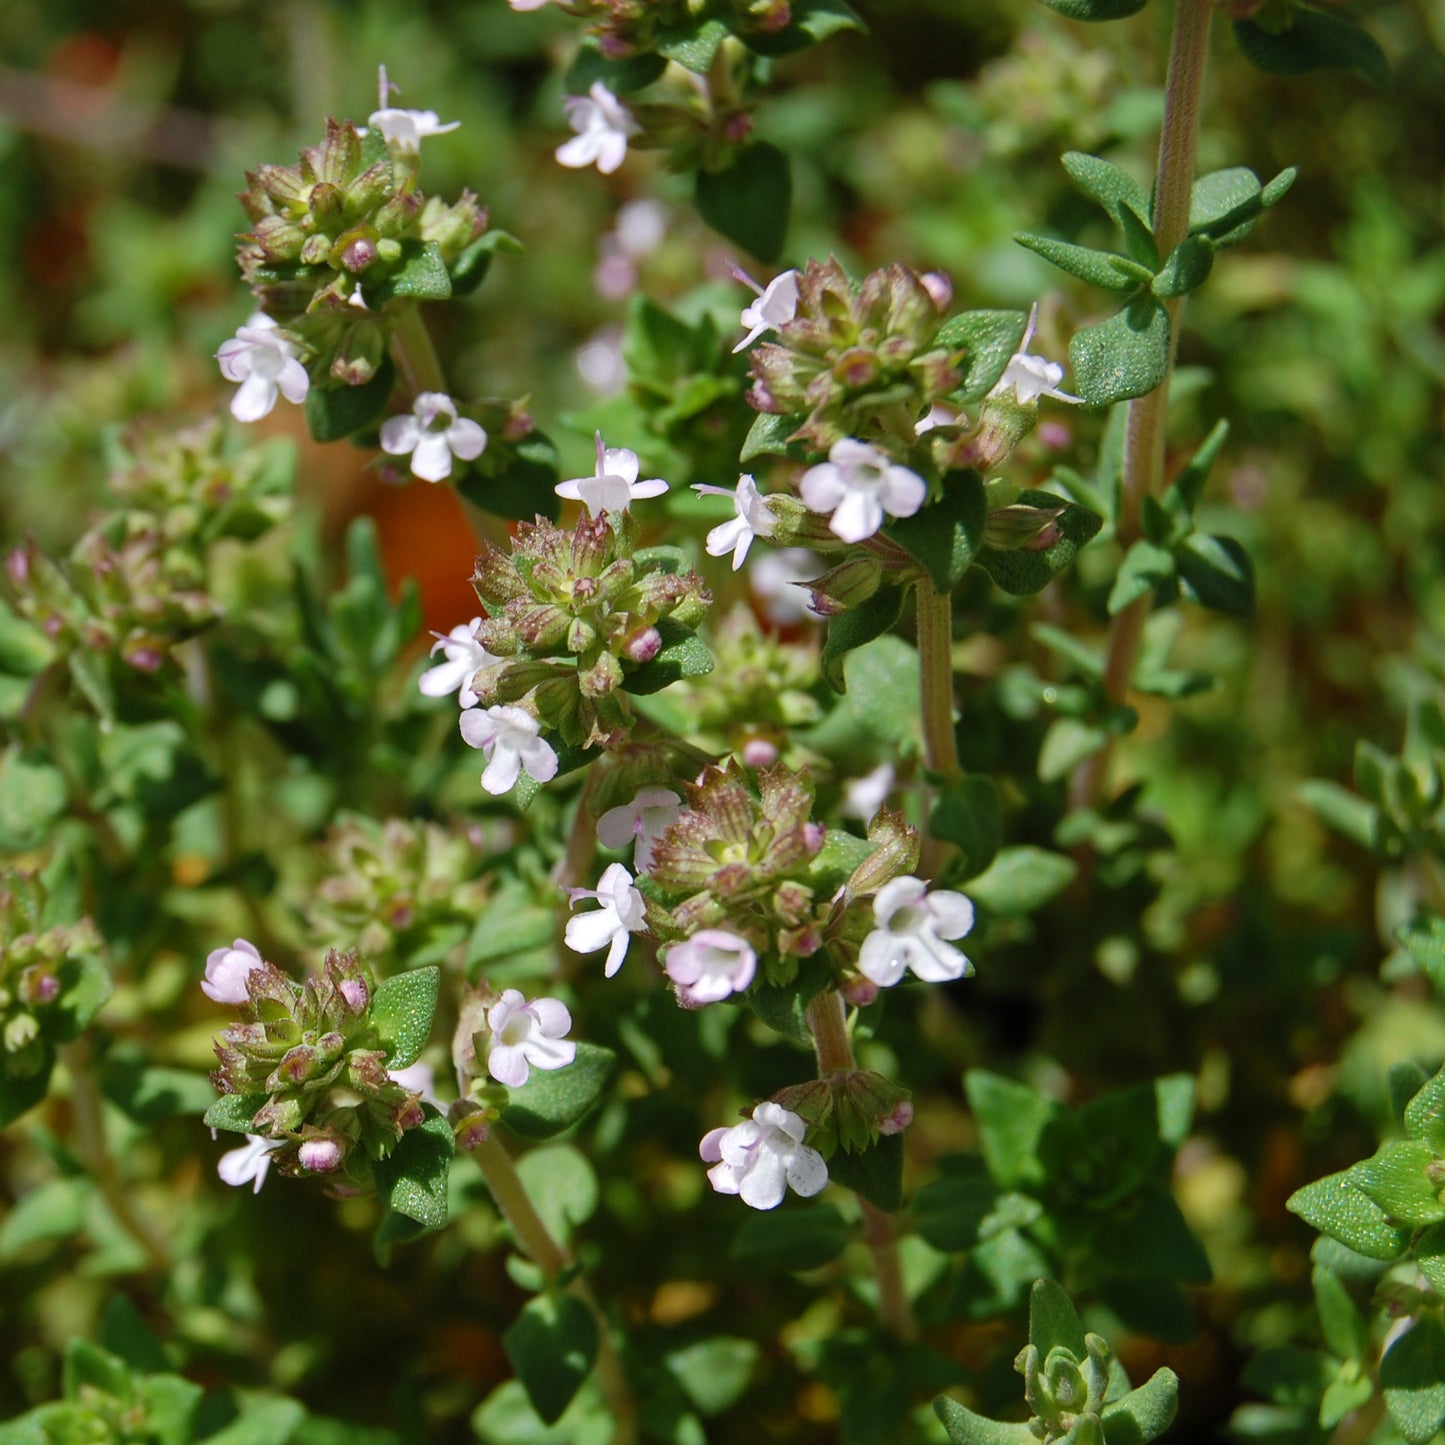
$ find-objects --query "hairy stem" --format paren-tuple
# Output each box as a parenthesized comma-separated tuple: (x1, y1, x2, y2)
(803, 990, 917, 1340)
(389, 302, 447, 399)
(916, 579, 959, 879)
(1071, 0, 1213, 813)
(472, 1133, 636, 1443)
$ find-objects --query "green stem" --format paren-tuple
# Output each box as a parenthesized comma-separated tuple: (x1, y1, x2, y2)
(59, 1040, 171, 1274)
(915, 581, 959, 781)
(389, 302, 447, 399)
(1071, 0, 1213, 813)
(552, 766, 602, 973)
(472, 1133, 636, 1444)
(802, 991, 917, 1341)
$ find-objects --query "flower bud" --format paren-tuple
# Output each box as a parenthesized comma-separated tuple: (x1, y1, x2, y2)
(982, 503, 1065, 552)
(298, 1135, 346, 1173)
(802, 557, 884, 617)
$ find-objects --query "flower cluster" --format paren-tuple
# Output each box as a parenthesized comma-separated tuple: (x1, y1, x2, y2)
(208, 948, 427, 1184)
(466, 503, 711, 754)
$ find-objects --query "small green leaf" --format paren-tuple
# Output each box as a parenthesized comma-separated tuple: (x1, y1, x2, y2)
(913, 1156, 1003, 1252)
(499, 1043, 615, 1141)
(935, 309, 1028, 403)
(1382, 1315, 1445, 1445)
(739, 411, 807, 462)
(1400, 917, 1445, 997)
(203, 1091, 269, 1135)
(743, 0, 866, 54)
(1061, 151, 1151, 227)
(371, 1109, 454, 1231)
(1176, 533, 1255, 617)
(1015, 234, 1146, 295)
(0, 1177, 88, 1259)
(0, 747, 67, 852)
(1108, 540, 1176, 615)
(933, 1397, 1037, 1445)
(887, 471, 987, 592)
(1418, 1224, 1445, 1296)
(99, 1061, 214, 1122)
(303, 356, 396, 444)
(1354, 1141, 1445, 1228)
(965, 1071, 1054, 1190)
(1298, 780, 1380, 852)
(1164, 419, 1230, 527)
(622, 619, 715, 695)
(696, 142, 791, 263)
(1068, 296, 1172, 406)
(63, 1339, 131, 1400)
(1028, 1277, 1087, 1358)
(826, 1131, 904, 1211)
(974, 489, 1103, 596)
(460, 431, 563, 523)
(503, 1294, 600, 1426)
(371, 967, 439, 1070)
(1313, 1265, 1368, 1363)
(1100, 1367, 1180, 1445)
(370, 240, 451, 303)
(1286, 1169, 1410, 1261)
(964, 846, 1077, 914)
(197, 1397, 308, 1445)
(655, 16, 731, 71)
(1152, 235, 1214, 299)
(1039, 716, 1109, 784)
(930, 774, 1001, 879)
(820, 585, 905, 693)
(730, 1203, 851, 1269)
(564, 45, 667, 95)
(138, 1372, 205, 1445)
(448, 230, 524, 298)
(0, 1065, 51, 1128)
(515, 1145, 600, 1244)
(1232, 8, 1389, 88)
(1032, 0, 1148, 18)
(665, 1338, 759, 1416)
(1405, 1066, 1445, 1152)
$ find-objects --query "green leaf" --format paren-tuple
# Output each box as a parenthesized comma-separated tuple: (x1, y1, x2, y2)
(965, 1071, 1054, 1190)
(1298, 780, 1380, 852)
(63, 1339, 131, 1400)
(0, 1177, 88, 1259)
(622, 619, 715, 695)
(203, 1091, 269, 1135)
(1163, 419, 1230, 527)
(743, 0, 867, 55)
(370, 967, 439, 1070)
(1151, 235, 1214, 299)
(0, 1066, 53, 1128)
(1405, 1066, 1445, 1153)
(0, 747, 67, 852)
(695, 142, 791, 263)
(823, 1131, 904, 1212)
(460, 431, 563, 523)
(933, 1397, 1037, 1445)
(730, 1202, 851, 1270)
(1028, 1277, 1087, 1357)
(471, 1380, 612, 1445)
(514, 1145, 599, 1244)
(887, 471, 987, 592)
(1038, 718, 1109, 784)
(303, 356, 396, 444)
(1418, 1223, 1445, 1296)
(1286, 1169, 1410, 1261)
(499, 1043, 615, 1141)
(1100, 1367, 1180, 1445)
(137, 1372, 206, 1445)
(1108, 540, 1176, 615)
(371, 1109, 454, 1232)
(448, 230, 524, 298)
(1068, 296, 1171, 406)
(973, 489, 1103, 596)
(1353, 1141, 1445, 1228)
(503, 1293, 599, 1426)
(665, 1338, 759, 1416)
(1232, 9, 1389, 88)
(1313, 1265, 1368, 1364)
(739, 411, 807, 463)
(655, 16, 730, 72)
(370, 240, 451, 303)
(1176, 533, 1255, 617)
(913, 1156, 1002, 1252)
(53, 951, 112, 1040)
(820, 585, 905, 693)
(198, 1397, 308, 1445)
(935, 309, 1028, 403)
(1092, 1184, 1212, 1282)
(1382, 1315, 1445, 1445)
(930, 774, 1001, 879)
(1015, 234, 1148, 295)
(1400, 917, 1445, 997)
(1061, 151, 1151, 227)
(803, 634, 920, 754)
(564, 44, 668, 95)
(1186, 166, 1296, 249)
(100, 1060, 215, 1122)
(1031, 0, 1147, 18)
(964, 846, 1077, 914)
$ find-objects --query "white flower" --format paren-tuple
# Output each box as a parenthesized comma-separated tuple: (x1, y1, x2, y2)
(692, 474, 777, 570)
(366, 65, 459, 155)
(509, 0, 555, 10)
(798, 439, 927, 544)
(556, 82, 638, 176)
(989, 303, 1082, 406)
(565, 863, 647, 978)
(380, 392, 487, 483)
(556, 431, 668, 516)
(419, 616, 497, 708)
(595, 787, 682, 871)
(699, 1102, 828, 1210)
(217, 1134, 282, 1194)
(216, 314, 309, 423)
(916, 402, 961, 435)
(202, 938, 263, 1004)
(664, 930, 757, 1006)
(731, 267, 799, 353)
(841, 761, 895, 822)
(749, 548, 820, 626)
(459, 704, 559, 796)
(857, 876, 975, 988)
(486, 989, 577, 1087)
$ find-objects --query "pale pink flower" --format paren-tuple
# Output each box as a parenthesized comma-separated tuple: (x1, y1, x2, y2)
(731, 267, 799, 353)
(216, 314, 309, 423)
(486, 990, 577, 1087)
(217, 1134, 282, 1194)
(699, 1102, 828, 1209)
(556, 82, 638, 176)
(857, 876, 975, 988)
(419, 617, 497, 708)
(565, 863, 647, 977)
(798, 439, 927, 543)
(202, 938, 263, 1005)
(556, 431, 668, 516)
(459, 704, 559, 796)
(595, 787, 682, 871)
(664, 930, 757, 1006)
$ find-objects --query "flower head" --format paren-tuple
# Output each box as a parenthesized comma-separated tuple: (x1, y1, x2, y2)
(459, 704, 559, 796)
(732, 267, 799, 354)
(216, 314, 309, 423)
(596, 787, 682, 871)
(798, 439, 927, 543)
(217, 1133, 283, 1194)
(485, 989, 577, 1087)
(699, 1101, 827, 1209)
(556, 431, 668, 516)
(556, 82, 638, 176)
(693, 474, 778, 570)
(419, 616, 497, 707)
(564, 863, 647, 977)
(989, 304, 1082, 406)
(664, 929, 757, 1006)
(380, 392, 487, 483)
(857, 876, 975, 988)
(202, 938, 264, 1004)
